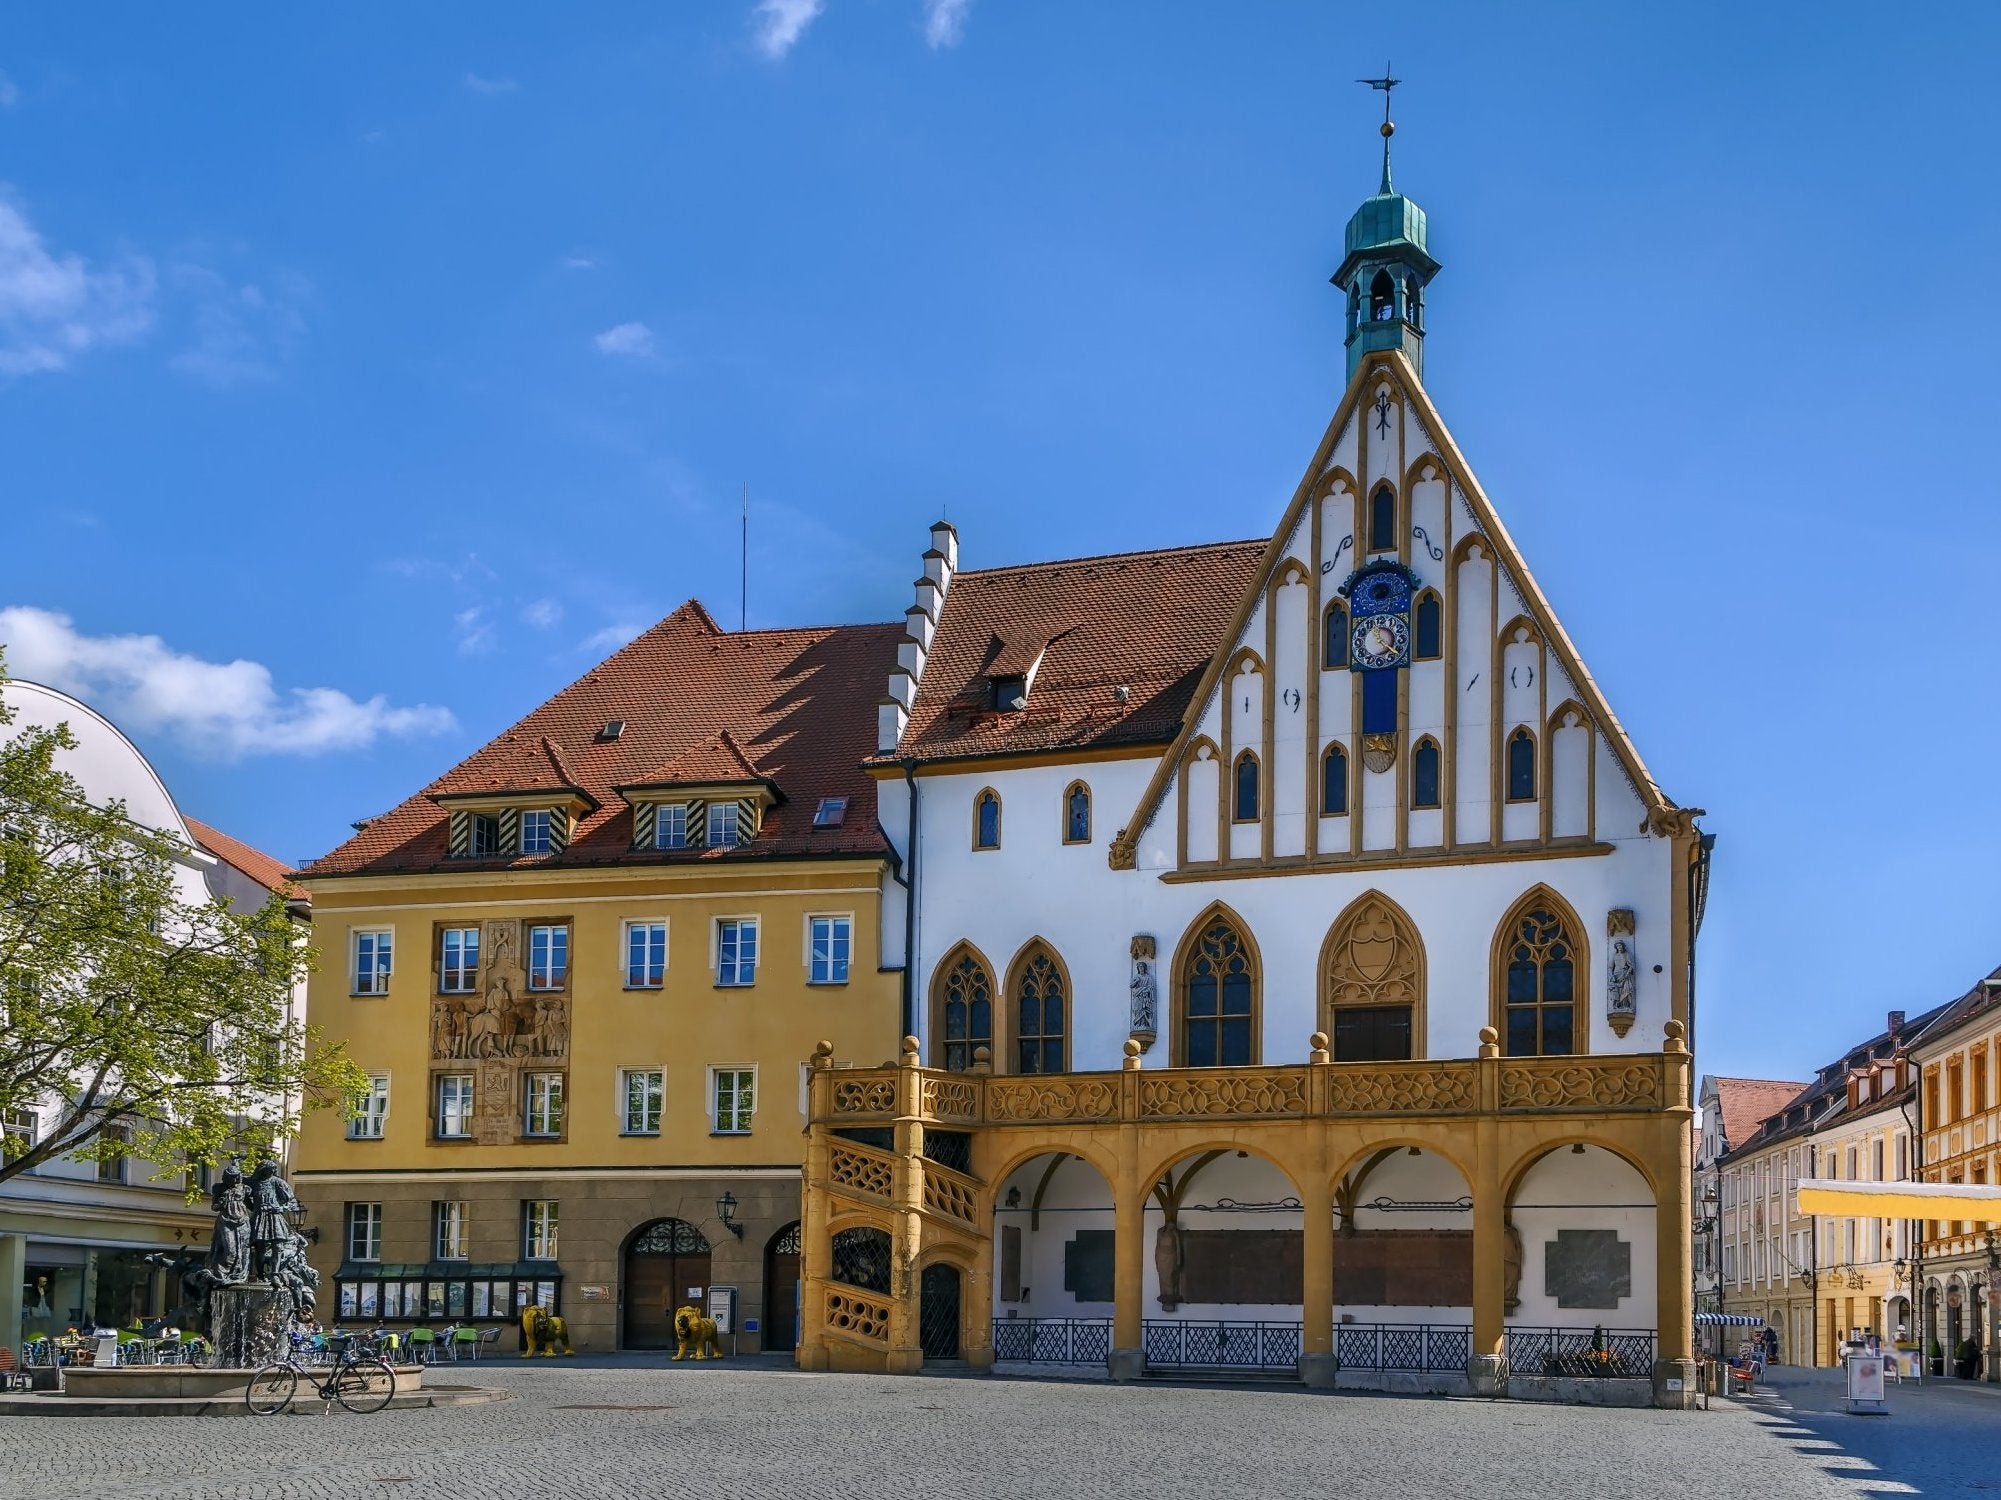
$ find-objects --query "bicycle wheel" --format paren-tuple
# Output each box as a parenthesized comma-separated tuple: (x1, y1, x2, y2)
(245, 1363, 299, 1415)
(331, 1355, 397, 1414)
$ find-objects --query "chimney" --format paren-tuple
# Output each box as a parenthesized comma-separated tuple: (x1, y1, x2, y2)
(1887, 1010, 1905, 1034)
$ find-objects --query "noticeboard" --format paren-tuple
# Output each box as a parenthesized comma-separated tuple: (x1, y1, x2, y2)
(1846, 1353, 1887, 1414)
(707, 1284, 737, 1335)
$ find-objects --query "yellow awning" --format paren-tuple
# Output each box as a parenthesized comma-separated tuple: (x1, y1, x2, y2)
(1795, 1181, 2001, 1223)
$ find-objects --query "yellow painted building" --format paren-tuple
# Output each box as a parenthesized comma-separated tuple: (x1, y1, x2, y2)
(1912, 971, 2001, 1380)
(293, 603, 904, 1352)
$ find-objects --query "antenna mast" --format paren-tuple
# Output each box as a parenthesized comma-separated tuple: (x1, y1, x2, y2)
(740, 481, 748, 631)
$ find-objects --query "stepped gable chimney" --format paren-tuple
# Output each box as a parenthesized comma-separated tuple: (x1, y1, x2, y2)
(879, 519, 958, 754)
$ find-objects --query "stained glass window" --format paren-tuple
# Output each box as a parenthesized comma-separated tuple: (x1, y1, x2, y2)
(1015, 951, 1066, 1075)
(1503, 905, 1576, 1057)
(938, 954, 993, 1072)
(1183, 918, 1254, 1067)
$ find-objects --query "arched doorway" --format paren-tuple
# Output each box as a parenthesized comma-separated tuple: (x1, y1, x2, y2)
(763, 1222, 801, 1353)
(920, 1264, 962, 1360)
(623, 1218, 712, 1350)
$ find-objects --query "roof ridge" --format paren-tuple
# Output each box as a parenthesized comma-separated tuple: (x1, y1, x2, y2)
(955, 537, 1268, 578)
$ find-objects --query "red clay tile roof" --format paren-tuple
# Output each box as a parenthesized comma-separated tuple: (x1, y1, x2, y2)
(1710, 1077, 1808, 1156)
(433, 733, 594, 806)
(302, 602, 901, 877)
(621, 730, 770, 791)
(185, 817, 307, 902)
(888, 540, 1267, 764)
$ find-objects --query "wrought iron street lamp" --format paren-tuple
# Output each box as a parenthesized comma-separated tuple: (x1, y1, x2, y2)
(715, 1190, 745, 1240)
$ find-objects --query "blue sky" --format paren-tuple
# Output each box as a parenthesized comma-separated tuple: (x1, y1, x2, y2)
(3, 3, 1997, 1085)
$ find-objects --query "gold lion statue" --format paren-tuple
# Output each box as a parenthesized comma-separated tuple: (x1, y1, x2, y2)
(520, 1305, 575, 1358)
(673, 1305, 722, 1361)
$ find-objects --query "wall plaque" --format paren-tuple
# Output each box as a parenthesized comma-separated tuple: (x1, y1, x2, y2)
(1543, 1228, 1632, 1310)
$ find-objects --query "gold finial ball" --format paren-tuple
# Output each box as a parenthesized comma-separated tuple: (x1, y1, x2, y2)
(1123, 1039, 1143, 1058)
(1380, 120, 1395, 138)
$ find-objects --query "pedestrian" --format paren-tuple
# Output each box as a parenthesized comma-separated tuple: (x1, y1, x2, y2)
(1763, 1325, 1779, 1364)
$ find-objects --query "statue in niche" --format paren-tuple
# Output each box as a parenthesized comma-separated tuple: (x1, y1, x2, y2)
(1153, 1222, 1185, 1311)
(1129, 935, 1159, 1049)
(1605, 909, 1637, 1036)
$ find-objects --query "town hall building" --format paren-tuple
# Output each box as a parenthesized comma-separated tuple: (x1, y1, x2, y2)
(796, 114, 1711, 1406)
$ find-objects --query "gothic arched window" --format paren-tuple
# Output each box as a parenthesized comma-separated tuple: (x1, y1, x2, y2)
(1405, 275, 1423, 330)
(1322, 743, 1349, 815)
(1322, 892, 1424, 1061)
(1232, 751, 1261, 822)
(1496, 896, 1583, 1058)
(1323, 601, 1349, 669)
(933, 949, 994, 1072)
(1412, 738, 1441, 810)
(1012, 946, 1067, 1075)
(1369, 486, 1397, 552)
(1369, 270, 1396, 323)
(1414, 590, 1442, 659)
(1179, 913, 1256, 1067)
(1062, 782, 1091, 845)
(973, 788, 1001, 849)
(1506, 729, 1537, 802)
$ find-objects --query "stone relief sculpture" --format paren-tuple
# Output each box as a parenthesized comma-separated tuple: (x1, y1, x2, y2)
(431, 917, 568, 1062)
(1129, 935, 1159, 1050)
(1605, 909, 1637, 1037)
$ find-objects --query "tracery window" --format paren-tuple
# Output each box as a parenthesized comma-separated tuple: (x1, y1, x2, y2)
(1413, 590, 1442, 660)
(1232, 752, 1261, 823)
(1506, 728, 1537, 802)
(1412, 738, 1441, 810)
(1322, 893, 1423, 1062)
(1321, 743, 1349, 815)
(1499, 899, 1581, 1057)
(973, 789, 1001, 850)
(1063, 782, 1091, 845)
(1181, 915, 1256, 1067)
(934, 950, 993, 1073)
(1012, 947, 1067, 1075)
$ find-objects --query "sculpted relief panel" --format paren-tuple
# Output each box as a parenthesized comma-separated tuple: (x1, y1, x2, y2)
(427, 918, 571, 1147)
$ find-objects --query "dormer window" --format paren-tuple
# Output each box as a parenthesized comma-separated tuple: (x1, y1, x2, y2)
(520, 810, 552, 855)
(989, 675, 1028, 712)
(468, 813, 500, 857)
(655, 805, 689, 850)
(708, 803, 743, 849)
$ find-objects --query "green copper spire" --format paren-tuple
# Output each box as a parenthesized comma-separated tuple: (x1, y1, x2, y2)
(1333, 67, 1440, 383)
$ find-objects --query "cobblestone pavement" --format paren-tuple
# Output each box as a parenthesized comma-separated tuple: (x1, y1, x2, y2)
(1750, 1365, 2001, 1497)
(0, 1356, 1885, 1500)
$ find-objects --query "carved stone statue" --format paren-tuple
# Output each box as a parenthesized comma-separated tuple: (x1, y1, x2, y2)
(1607, 939, 1636, 1017)
(1129, 935, 1159, 1048)
(1153, 1222, 1184, 1311)
(207, 1162, 251, 1284)
(246, 1159, 304, 1282)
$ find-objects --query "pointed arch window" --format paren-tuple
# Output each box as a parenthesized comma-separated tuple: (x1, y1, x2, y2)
(1368, 485, 1396, 552)
(1232, 751, 1261, 822)
(1369, 270, 1396, 323)
(1413, 589, 1442, 660)
(1012, 947, 1067, 1075)
(1180, 915, 1256, 1067)
(1062, 782, 1091, 845)
(1506, 728, 1537, 802)
(1405, 275, 1423, 331)
(1322, 893, 1424, 1062)
(1497, 900, 1582, 1057)
(1321, 743, 1349, 815)
(934, 951, 993, 1072)
(1323, 601, 1349, 669)
(1412, 738, 1441, 810)
(973, 788, 1001, 849)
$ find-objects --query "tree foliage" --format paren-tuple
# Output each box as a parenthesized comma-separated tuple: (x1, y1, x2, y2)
(0, 661, 365, 1187)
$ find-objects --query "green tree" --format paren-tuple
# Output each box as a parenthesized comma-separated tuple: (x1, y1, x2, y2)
(0, 658, 365, 1186)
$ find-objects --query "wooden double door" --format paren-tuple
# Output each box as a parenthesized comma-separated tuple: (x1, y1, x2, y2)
(623, 1219, 712, 1350)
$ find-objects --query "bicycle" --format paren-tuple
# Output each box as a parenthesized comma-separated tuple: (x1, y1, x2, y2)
(245, 1336, 397, 1415)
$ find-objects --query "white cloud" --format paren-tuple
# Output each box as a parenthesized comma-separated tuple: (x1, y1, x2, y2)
(0, 195, 155, 377)
(168, 264, 310, 388)
(593, 321, 656, 358)
(753, 0, 823, 58)
(922, 0, 972, 48)
(521, 599, 563, 630)
(580, 622, 646, 654)
(0, 606, 455, 760)
(0, 72, 19, 108)
(561, 254, 597, 272)
(463, 72, 519, 94)
(453, 607, 496, 656)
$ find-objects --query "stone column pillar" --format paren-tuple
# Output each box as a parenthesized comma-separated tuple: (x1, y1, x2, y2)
(1108, 1039, 1146, 1381)
(1299, 1170, 1337, 1389)
(1652, 1021, 1699, 1408)
(796, 1042, 835, 1371)
(886, 1036, 925, 1375)
(0, 1233, 25, 1365)
(1467, 1026, 1508, 1396)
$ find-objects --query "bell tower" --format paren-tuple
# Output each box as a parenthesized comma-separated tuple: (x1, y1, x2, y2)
(1332, 68, 1440, 384)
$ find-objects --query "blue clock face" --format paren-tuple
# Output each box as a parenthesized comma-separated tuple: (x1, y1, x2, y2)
(1351, 613, 1410, 670)
(1351, 572, 1412, 617)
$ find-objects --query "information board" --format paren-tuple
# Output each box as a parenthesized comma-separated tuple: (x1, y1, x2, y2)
(1846, 1353, 1887, 1415)
(707, 1284, 737, 1335)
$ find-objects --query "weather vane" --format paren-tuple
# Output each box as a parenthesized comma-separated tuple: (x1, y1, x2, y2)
(1357, 63, 1401, 191)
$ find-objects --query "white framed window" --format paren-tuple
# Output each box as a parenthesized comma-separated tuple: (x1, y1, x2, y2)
(523, 1199, 559, 1260)
(808, 916, 851, 985)
(708, 802, 741, 848)
(352, 929, 393, 996)
(434, 1200, 468, 1260)
(519, 809, 552, 855)
(439, 927, 480, 993)
(625, 921, 667, 989)
(437, 1073, 474, 1139)
(527, 923, 568, 990)
(621, 1069, 664, 1135)
(3, 1107, 35, 1159)
(716, 919, 758, 987)
(347, 1202, 383, 1262)
(654, 804, 689, 850)
(524, 1072, 565, 1137)
(468, 813, 501, 856)
(711, 1067, 755, 1135)
(348, 1074, 390, 1140)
